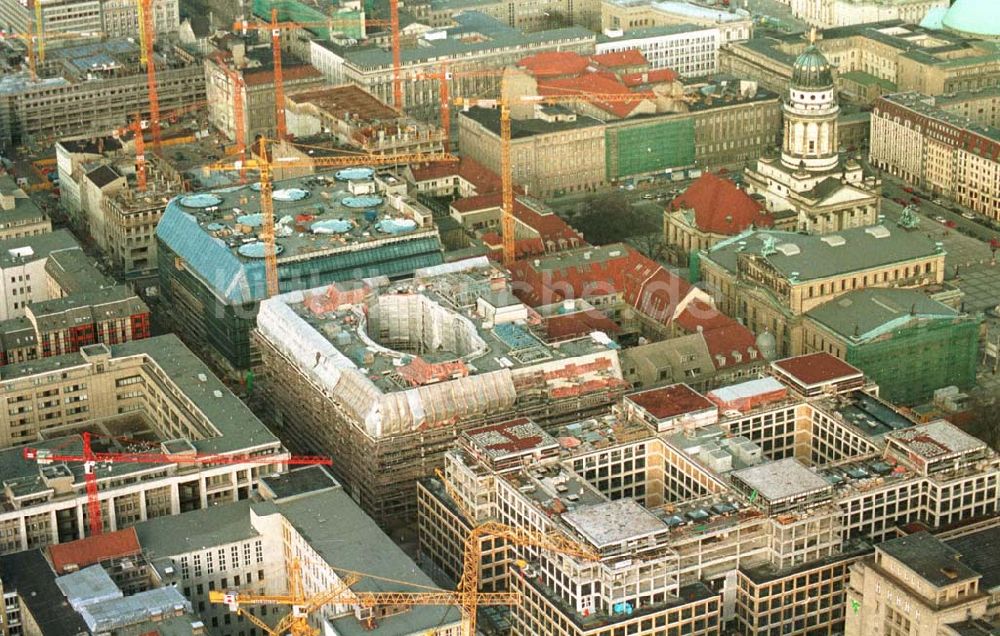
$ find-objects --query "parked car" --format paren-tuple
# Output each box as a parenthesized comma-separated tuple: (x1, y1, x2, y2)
(962, 211, 976, 220)
(935, 215, 947, 224)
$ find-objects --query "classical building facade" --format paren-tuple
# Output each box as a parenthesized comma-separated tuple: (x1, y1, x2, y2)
(790, 0, 947, 28)
(744, 40, 881, 234)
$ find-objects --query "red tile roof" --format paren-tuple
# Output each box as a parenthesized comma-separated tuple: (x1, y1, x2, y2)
(509, 245, 699, 328)
(670, 172, 773, 235)
(675, 299, 734, 333)
(544, 311, 620, 342)
(49, 528, 140, 574)
(622, 68, 678, 87)
(455, 194, 585, 248)
(626, 383, 715, 420)
(517, 51, 591, 77)
(408, 157, 505, 195)
(772, 353, 864, 388)
(408, 162, 458, 183)
(537, 74, 646, 118)
(671, 173, 773, 234)
(700, 322, 759, 370)
(590, 49, 647, 68)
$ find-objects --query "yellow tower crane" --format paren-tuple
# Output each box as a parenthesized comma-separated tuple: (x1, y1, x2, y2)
(433, 467, 602, 636)
(205, 139, 457, 298)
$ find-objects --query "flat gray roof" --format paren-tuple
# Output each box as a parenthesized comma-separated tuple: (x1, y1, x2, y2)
(133, 500, 259, 558)
(562, 499, 667, 548)
(706, 225, 940, 282)
(879, 532, 979, 588)
(273, 488, 461, 631)
(806, 288, 963, 341)
(731, 458, 831, 502)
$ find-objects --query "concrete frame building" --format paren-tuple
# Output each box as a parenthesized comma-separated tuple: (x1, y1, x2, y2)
(0, 40, 205, 152)
(408, 0, 602, 32)
(419, 358, 1000, 636)
(871, 90, 1000, 221)
(252, 259, 628, 524)
(0, 334, 293, 553)
(695, 224, 946, 358)
(0, 230, 81, 322)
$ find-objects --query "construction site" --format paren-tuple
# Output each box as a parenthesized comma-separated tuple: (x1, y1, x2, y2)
(252, 256, 630, 523)
(156, 166, 448, 368)
(419, 353, 1000, 635)
(0, 38, 205, 152)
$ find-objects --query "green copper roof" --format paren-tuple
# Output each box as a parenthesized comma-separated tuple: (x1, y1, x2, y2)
(943, 0, 1000, 40)
(792, 45, 834, 89)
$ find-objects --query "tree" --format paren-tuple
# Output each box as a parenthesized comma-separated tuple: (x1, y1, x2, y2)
(571, 193, 660, 245)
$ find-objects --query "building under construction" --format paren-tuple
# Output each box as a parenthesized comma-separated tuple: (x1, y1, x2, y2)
(156, 170, 446, 369)
(253, 257, 628, 523)
(0, 39, 205, 152)
(419, 353, 1000, 635)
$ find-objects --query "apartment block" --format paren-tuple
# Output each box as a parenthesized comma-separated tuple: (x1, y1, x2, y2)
(871, 90, 1000, 221)
(0, 335, 292, 551)
(0, 230, 80, 321)
(420, 356, 1000, 636)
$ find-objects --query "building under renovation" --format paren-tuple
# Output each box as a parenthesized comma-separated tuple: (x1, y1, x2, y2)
(156, 169, 446, 368)
(253, 257, 628, 523)
(419, 352, 1000, 635)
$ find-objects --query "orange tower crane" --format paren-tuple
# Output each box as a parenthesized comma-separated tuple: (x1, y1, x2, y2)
(137, 0, 161, 155)
(413, 65, 504, 153)
(457, 85, 658, 266)
(234, 13, 394, 140)
(111, 101, 207, 191)
(22, 431, 332, 538)
(205, 139, 458, 298)
(0, 30, 103, 80)
(390, 0, 401, 109)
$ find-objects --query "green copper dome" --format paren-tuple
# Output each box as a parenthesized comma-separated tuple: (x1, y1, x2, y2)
(791, 45, 834, 89)
(942, 0, 1000, 40)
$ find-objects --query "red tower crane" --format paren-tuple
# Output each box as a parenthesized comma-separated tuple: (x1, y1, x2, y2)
(138, 0, 162, 155)
(23, 432, 332, 538)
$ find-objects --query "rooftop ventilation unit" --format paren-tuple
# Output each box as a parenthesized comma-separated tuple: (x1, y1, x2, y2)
(865, 225, 891, 239)
(821, 235, 846, 247)
(775, 243, 801, 256)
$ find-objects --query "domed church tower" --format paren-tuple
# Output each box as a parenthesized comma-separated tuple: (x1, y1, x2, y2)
(781, 31, 839, 173)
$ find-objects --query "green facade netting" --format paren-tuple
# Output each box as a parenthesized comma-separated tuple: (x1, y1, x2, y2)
(605, 118, 695, 181)
(251, 0, 365, 39)
(845, 319, 979, 406)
